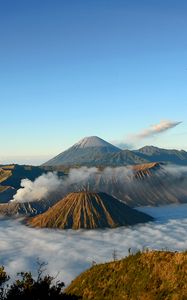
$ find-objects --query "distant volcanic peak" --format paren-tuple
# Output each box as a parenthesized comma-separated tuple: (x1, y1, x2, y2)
(135, 146, 187, 165)
(74, 136, 120, 151)
(137, 145, 187, 155)
(43, 136, 121, 166)
(28, 191, 153, 230)
(138, 145, 161, 153)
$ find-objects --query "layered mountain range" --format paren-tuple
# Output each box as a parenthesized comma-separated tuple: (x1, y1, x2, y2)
(43, 136, 187, 167)
(0, 161, 187, 218)
(0, 136, 187, 220)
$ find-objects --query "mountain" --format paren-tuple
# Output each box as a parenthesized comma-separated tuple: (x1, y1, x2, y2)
(0, 164, 65, 203)
(90, 162, 187, 206)
(1, 162, 187, 217)
(28, 192, 153, 229)
(43, 136, 187, 167)
(0, 165, 46, 190)
(55, 162, 187, 207)
(92, 149, 149, 166)
(66, 250, 187, 299)
(43, 136, 121, 166)
(0, 198, 58, 217)
(0, 186, 16, 203)
(134, 145, 187, 165)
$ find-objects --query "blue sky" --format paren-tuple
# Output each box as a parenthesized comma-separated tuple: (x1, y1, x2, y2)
(1, 0, 187, 164)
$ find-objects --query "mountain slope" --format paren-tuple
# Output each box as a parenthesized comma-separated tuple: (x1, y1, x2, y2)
(59, 163, 187, 207)
(43, 137, 187, 167)
(0, 198, 58, 217)
(1, 162, 187, 214)
(0, 165, 65, 203)
(134, 145, 187, 165)
(0, 165, 46, 189)
(28, 192, 153, 229)
(66, 250, 187, 300)
(43, 136, 121, 166)
(0, 186, 16, 203)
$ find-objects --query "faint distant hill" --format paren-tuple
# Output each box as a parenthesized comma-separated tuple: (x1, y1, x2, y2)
(28, 192, 153, 229)
(43, 136, 187, 167)
(66, 250, 187, 300)
(134, 145, 187, 165)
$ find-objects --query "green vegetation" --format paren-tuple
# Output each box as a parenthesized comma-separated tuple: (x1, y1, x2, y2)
(1, 250, 187, 299)
(0, 263, 80, 300)
(66, 250, 187, 300)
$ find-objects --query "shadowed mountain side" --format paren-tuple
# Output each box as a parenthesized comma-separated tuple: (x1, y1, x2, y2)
(0, 198, 58, 217)
(43, 136, 121, 167)
(66, 250, 187, 300)
(60, 163, 187, 207)
(43, 136, 187, 167)
(134, 145, 187, 165)
(28, 192, 153, 229)
(0, 165, 64, 189)
(87, 150, 149, 167)
(0, 164, 65, 203)
(0, 186, 16, 203)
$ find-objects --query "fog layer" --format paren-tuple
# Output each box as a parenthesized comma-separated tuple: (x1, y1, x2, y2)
(0, 204, 187, 285)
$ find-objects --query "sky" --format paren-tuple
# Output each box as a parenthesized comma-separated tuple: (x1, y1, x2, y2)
(0, 0, 187, 164)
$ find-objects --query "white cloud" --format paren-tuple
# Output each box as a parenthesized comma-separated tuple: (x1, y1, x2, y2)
(11, 167, 133, 203)
(114, 120, 182, 148)
(135, 120, 182, 139)
(0, 204, 187, 286)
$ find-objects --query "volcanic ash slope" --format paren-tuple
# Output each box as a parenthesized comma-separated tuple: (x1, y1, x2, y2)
(28, 192, 153, 229)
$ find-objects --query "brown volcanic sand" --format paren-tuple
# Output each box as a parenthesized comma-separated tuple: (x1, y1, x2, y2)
(28, 192, 153, 229)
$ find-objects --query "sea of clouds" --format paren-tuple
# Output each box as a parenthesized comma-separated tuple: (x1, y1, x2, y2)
(0, 204, 187, 286)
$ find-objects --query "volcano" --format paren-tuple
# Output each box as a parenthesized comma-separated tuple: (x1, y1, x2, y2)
(43, 136, 121, 166)
(43, 136, 149, 167)
(28, 191, 153, 229)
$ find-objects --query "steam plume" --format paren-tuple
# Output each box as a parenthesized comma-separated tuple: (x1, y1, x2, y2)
(11, 172, 62, 203)
(11, 166, 133, 203)
(10, 164, 187, 204)
(114, 120, 182, 148)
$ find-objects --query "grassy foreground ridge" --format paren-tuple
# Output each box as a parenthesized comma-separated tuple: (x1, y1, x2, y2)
(66, 250, 187, 300)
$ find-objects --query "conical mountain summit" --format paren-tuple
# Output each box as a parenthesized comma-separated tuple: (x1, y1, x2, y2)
(43, 136, 121, 166)
(28, 191, 153, 229)
(43, 135, 187, 167)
